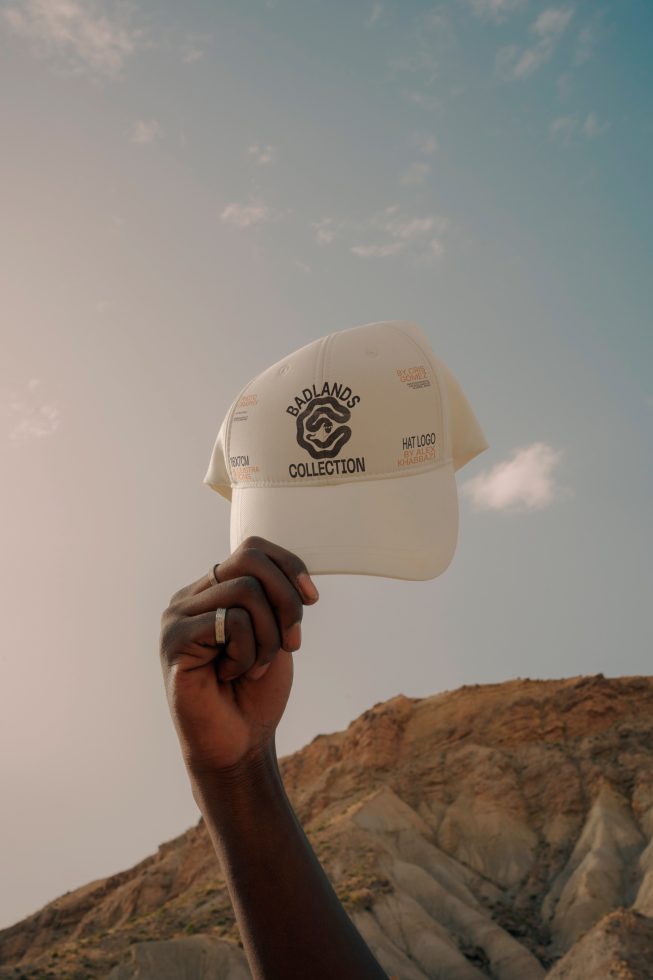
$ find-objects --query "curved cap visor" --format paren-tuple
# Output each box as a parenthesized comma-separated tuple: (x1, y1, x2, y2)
(229, 462, 459, 581)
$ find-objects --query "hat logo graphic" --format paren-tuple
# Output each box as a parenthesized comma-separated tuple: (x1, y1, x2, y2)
(296, 395, 352, 460)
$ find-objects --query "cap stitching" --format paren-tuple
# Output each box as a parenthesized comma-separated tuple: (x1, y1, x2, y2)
(282, 543, 452, 555)
(228, 455, 454, 489)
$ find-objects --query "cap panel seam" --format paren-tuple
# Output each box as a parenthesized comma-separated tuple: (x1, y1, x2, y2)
(318, 330, 333, 387)
(324, 326, 338, 382)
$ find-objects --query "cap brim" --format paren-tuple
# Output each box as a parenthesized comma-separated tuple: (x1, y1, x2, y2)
(229, 462, 459, 581)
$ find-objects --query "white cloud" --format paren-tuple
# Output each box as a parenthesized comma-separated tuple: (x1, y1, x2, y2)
(399, 162, 431, 186)
(313, 218, 337, 245)
(1, 0, 145, 77)
(392, 217, 435, 239)
(314, 207, 448, 263)
(573, 23, 597, 65)
(6, 378, 61, 444)
(350, 211, 445, 259)
(532, 7, 573, 38)
(468, 0, 526, 22)
(411, 132, 438, 155)
(220, 200, 271, 228)
(366, 2, 383, 28)
(181, 32, 211, 63)
(583, 111, 610, 138)
(390, 8, 453, 92)
(130, 119, 162, 144)
(461, 443, 564, 512)
(404, 89, 442, 112)
(351, 241, 405, 258)
(496, 6, 574, 80)
(247, 143, 276, 165)
(549, 111, 610, 143)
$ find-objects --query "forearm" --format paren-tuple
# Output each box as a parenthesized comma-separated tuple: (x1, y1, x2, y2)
(189, 741, 388, 980)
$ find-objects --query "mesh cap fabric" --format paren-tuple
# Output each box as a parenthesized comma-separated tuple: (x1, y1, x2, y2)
(204, 320, 488, 580)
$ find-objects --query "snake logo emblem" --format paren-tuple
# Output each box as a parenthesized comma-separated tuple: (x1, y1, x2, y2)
(295, 396, 352, 460)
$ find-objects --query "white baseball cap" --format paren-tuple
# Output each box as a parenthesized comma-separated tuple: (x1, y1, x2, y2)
(204, 320, 487, 580)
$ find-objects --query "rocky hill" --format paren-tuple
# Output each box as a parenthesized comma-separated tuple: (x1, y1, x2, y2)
(2, 674, 653, 979)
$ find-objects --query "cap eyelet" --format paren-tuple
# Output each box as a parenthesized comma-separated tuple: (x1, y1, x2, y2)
(279, 364, 291, 375)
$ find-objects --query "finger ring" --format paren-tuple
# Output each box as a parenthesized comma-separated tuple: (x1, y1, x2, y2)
(215, 607, 227, 645)
(208, 563, 220, 587)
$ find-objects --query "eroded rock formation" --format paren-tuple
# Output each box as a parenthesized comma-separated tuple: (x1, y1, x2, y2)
(2, 674, 652, 979)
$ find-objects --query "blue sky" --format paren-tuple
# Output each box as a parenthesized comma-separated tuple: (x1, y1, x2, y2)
(1, 0, 651, 930)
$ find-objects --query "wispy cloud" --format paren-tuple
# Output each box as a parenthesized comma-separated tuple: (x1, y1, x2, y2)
(549, 111, 610, 142)
(404, 89, 442, 112)
(6, 379, 61, 445)
(573, 23, 598, 66)
(220, 200, 271, 228)
(351, 241, 405, 258)
(180, 32, 211, 63)
(399, 162, 431, 186)
(348, 207, 448, 262)
(1, 0, 146, 77)
(366, 2, 383, 28)
(130, 119, 162, 144)
(496, 6, 574, 80)
(549, 114, 577, 143)
(311, 207, 448, 263)
(583, 111, 610, 138)
(410, 132, 438, 155)
(467, 0, 526, 23)
(461, 443, 564, 512)
(391, 7, 454, 111)
(247, 143, 276, 165)
(312, 218, 337, 245)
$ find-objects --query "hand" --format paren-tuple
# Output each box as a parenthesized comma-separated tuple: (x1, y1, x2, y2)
(159, 536, 319, 776)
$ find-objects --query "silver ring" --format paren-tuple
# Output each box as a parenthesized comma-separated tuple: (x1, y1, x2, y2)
(208, 563, 220, 587)
(215, 607, 227, 645)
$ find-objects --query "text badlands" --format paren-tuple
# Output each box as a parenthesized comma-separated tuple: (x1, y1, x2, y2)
(289, 457, 366, 478)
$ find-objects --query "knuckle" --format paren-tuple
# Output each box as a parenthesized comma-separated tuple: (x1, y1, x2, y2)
(166, 587, 185, 609)
(228, 607, 250, 631)
(161, 601, 180, 628)
(159, 616, 185, 658)
(240, 535, 264, 552)
(239, 574, 264, 598)
(240, 545, 263, 565)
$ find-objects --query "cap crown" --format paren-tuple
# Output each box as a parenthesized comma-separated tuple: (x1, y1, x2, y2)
(204, 321, 486, 500)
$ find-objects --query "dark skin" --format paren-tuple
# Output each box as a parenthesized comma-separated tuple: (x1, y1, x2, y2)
(159, 535, 389, 980)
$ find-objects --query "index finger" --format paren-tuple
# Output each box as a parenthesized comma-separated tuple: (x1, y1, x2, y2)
(176, 537, 319, 603)
(228, 536, 319, 603)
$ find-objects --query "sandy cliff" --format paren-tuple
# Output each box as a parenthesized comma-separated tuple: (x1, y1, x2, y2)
(1, 673, 652, 979)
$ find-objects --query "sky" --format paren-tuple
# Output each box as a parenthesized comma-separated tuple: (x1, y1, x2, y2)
(1, 0, 652, 932)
